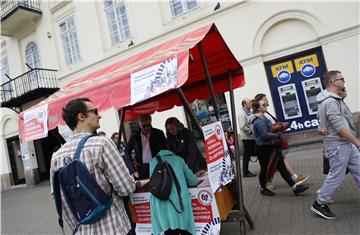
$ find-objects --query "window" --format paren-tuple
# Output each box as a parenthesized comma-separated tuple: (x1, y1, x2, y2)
(1, 55, 11, 92)
(169, 0, 198, 17)
(104, 0, 131, 45)
(59, 16, 81, 66)
(25, 42, 41, 69)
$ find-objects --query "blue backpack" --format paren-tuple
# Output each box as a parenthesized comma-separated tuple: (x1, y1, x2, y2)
(53, 135, 113, 235)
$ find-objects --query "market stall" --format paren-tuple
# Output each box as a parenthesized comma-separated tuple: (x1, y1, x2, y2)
(19, 23, 252, 234)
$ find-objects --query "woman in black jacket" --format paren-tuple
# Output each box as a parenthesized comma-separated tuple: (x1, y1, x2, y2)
(165, 117, 207, 173)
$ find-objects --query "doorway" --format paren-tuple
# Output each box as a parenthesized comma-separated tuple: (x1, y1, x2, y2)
(6, 136, 25, 185)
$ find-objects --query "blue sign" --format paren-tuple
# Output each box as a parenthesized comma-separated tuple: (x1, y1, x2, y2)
(277, 70, 291, 83)
(301, 64, 316, 77)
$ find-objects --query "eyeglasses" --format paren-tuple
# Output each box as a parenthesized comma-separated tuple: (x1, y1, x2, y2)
(334, 77, 345, 82)
(84, 108, 98, 115)
(141, 124, 151, 128)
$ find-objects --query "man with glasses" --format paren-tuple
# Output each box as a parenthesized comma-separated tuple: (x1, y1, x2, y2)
(50, 98, 136, 235)
(125, 114, 166, 179)
(311, 70, 360, 220)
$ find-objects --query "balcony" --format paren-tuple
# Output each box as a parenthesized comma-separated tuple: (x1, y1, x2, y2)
(1, 68, 59, 108)
(1, 0, 42, 37)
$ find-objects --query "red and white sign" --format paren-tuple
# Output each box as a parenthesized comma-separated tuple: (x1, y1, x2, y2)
(202, 121, 234, 193)
(130, 185, 220, 235)
(20, 104, 48, 142)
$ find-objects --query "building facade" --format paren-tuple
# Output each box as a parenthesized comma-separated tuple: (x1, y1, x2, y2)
(1, 0, 359, 190)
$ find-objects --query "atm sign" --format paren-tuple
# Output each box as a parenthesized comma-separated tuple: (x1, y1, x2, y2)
(294, 54, 319, 72)
(271, 61, 294, 78)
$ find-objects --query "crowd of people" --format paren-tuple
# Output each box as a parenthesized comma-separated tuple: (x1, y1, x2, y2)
(49, 70, 359, 234)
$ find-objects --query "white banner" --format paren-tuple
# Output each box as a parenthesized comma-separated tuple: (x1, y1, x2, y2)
(130, 57, 178, 105)
(202, 121, 234, 193)
(22, 104, 48, 141)
(130, 184, 220, 235)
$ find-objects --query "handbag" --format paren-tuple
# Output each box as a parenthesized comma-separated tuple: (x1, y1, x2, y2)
(241, 123, 253, 135)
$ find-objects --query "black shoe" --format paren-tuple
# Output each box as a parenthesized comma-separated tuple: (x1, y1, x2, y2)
(293, 184, 309, 195)
(243, 172, 257, 177)
(260, 188, 275, 196)
(311, 201, 336, 220)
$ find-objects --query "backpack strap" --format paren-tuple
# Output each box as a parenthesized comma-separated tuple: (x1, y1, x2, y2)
(73, 134, 97, 160)
(155, 155, 184, 213)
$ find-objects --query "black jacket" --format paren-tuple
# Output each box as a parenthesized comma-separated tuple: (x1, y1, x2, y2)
(166, 128, 207, 173)
(125, 127, 166, 165)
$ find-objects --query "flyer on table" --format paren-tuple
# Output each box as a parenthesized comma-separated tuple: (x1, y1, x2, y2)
(202, 121, 234, 193)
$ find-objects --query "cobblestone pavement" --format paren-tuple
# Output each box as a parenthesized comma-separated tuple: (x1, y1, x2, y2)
(1, 143, 359, 235)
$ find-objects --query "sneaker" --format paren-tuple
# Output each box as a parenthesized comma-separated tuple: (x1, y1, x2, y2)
(260, 188, 275, 196)
(295, 175, 310, 186)
(311, 201, 336, 220)
(292, 184, 309, 195)
(266, 182, 274, 190)
(243, 172, 257, 177)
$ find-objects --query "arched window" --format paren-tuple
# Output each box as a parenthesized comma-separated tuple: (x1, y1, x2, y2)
(25, 42, 41, 69)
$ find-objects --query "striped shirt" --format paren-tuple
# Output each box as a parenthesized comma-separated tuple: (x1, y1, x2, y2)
(50, 131, 136, 235)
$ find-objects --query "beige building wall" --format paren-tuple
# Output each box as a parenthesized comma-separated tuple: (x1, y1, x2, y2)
(0, 0, 359, 187)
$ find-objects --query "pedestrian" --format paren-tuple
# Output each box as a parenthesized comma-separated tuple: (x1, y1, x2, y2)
(150, 150, 198, 235)
(165, 117, 207, 174)
(311, 71, 360, 220)
(238, 98, 257, 177)
(50, 98, 136, 235)
(251, 99, 309, 196)
(254, 93, 309, 189)
(125, 114, 166, 179)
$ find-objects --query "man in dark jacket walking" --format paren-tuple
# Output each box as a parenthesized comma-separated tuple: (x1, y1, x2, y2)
(125, 114, 166, 179)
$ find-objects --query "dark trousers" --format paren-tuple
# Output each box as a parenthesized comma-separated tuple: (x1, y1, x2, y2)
(256, 145, 294, 189)
(242, 139, 256, 174)
(164, 229, 192, 235)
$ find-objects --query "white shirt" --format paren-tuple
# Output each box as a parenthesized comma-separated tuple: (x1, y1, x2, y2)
(141, 132, 152, 163)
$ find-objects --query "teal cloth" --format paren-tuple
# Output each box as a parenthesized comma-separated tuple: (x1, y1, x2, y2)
(150, 150, 198, 235)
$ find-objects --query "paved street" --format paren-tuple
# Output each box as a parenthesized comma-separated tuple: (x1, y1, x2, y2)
(1, 143, 359, 235)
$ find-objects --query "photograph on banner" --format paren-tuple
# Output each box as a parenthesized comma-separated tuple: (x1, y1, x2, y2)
(130, 56, 178, 105)
(202, 121, 234, 193)
(22, 104, 48, 142)
(129, 186, 220, 235)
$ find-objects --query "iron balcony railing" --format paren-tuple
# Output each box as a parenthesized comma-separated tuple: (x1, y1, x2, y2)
(0, 68, 58, 104)
(1, 0, 41, 21)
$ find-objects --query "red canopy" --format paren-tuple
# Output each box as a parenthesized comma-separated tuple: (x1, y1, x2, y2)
(19, 23, 244, 142)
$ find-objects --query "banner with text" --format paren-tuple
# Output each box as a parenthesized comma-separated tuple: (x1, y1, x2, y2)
(130, 186, 221, 235)
(202, 121, 234, 193)
(21, 104, 48, 142)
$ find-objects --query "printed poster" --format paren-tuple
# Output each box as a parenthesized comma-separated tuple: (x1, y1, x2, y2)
(131, 56, 178, 105)
(202, 121, 234, 193)
(130, 185, 221, 235)
(22, 104, 48, 142)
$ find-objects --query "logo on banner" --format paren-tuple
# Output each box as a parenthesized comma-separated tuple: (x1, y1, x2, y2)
(301, 64, 316, 77)
(277, 70, 291, 83)
(198, 190, 213, 206)
(215, 124, 222, 140)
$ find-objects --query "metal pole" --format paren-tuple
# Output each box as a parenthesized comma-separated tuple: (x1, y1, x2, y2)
(177, 88, 204, 140)
(227, 71, 247, 234)
(197, 43, 220, 120)
(117, 108, 126, 149)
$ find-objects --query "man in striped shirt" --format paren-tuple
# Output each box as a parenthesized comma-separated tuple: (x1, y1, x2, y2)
(50, 98, 136, 234)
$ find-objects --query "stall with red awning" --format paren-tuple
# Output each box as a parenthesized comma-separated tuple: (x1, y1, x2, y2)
(19, 23, 244, 142)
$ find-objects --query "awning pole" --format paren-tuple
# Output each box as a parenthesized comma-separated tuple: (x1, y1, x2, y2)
(177, 88, 204, 140)
(227, 71, 253, 233)
(117, 108, 126, 148)
(198, 43, 220, 120)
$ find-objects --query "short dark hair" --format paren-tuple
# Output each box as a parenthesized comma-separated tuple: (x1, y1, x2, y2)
(62, 98, 90, 130)
(241, 99, 247, 107)
(111, 132, 119, 140)
(254, 93, 266, 102)
(323, 70, 341, 87)
(138, 114, 151, 123)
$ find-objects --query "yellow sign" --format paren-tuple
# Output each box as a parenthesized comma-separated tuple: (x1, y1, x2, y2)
(271, 61, 294, 78)
(294, 54, 319, 71)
